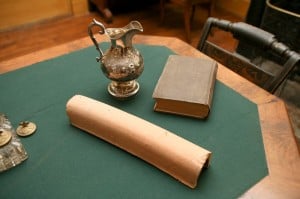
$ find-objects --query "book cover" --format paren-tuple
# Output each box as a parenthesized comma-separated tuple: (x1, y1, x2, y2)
(152, 55, 218, 119)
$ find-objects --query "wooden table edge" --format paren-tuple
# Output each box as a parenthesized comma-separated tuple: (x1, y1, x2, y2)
(1, 35, 299, 198)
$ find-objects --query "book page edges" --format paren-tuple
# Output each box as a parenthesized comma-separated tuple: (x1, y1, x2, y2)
(153, 98, 210, 119)
(152, 57, 218, 119)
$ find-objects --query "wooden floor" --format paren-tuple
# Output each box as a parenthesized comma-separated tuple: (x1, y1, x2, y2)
(0, 4, 240, 62)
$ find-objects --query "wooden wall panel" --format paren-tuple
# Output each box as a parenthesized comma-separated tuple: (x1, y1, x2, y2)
(0, 0, 74, 30)
(215, 0, 250, 19)
(71, 0, 89, 16)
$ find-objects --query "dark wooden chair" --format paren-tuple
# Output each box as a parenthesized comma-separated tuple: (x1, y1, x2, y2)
(160, 0, 215, 42)
(197, 17, 300, 94)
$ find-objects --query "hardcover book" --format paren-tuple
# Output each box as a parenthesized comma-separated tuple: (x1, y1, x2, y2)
(152, 55, 218, 119)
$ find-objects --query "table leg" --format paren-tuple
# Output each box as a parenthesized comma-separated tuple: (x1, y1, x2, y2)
(90, 0, 113, 23)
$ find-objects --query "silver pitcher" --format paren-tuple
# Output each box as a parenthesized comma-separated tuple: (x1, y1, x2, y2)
(88, 19, 144, 99)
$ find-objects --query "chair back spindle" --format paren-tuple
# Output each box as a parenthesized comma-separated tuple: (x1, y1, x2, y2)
(198, 17, 300, 93)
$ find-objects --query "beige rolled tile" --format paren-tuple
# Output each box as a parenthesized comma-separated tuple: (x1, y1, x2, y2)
(66, 95, 211, 188)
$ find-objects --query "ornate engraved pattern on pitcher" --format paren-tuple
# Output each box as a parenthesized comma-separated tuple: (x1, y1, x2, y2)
(88, 19, 144, 99)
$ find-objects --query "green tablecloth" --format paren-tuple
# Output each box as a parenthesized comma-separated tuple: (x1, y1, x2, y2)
(0, 44, 267, 199)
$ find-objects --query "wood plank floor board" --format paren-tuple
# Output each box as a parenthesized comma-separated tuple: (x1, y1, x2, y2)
(0, 4, 240, 62)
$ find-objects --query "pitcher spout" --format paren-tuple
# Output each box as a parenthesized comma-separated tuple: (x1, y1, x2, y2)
(106, 21, 143, 47)
(125, 21, 143, 33)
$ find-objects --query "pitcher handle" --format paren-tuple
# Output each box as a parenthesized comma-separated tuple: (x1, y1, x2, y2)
(88, 19, 105, 62)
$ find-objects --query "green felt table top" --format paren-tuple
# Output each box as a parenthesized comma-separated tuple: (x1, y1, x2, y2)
(0, 44, 267, 199)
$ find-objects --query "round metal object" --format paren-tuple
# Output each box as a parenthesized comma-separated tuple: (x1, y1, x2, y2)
(88, 19, 144, 99)
(16, 121, 37, 137)
(0, 130, 12, 147)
